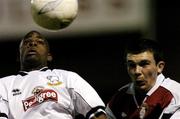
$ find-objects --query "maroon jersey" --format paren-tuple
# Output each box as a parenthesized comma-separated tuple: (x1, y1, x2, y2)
(105, 74, 180, 119)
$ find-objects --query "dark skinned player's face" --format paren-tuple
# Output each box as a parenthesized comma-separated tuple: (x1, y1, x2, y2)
(19, 32, 52, 69)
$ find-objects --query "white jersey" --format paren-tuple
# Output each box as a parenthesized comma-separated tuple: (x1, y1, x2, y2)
(0, 67, 105, 119)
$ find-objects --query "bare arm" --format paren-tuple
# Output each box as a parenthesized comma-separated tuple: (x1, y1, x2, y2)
(91, 113, 108, 119)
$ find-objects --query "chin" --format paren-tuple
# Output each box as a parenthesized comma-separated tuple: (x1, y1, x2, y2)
(136, 86, 149, 93)
(24, 58, 41, 65)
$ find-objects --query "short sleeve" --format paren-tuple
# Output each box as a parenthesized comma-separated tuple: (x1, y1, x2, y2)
(67, 72, 105, 117)
(0, 82, 9, 118)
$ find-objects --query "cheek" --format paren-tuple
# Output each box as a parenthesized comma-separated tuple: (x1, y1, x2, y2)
(144, 67, 158, 80)
(38, 47, 48, 55)
(127, 68, 132, 75)
(127, 69, 135, 79)
(128, 70, 134, 76)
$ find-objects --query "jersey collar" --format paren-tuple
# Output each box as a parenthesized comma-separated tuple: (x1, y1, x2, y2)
(18, 67, 49, 76)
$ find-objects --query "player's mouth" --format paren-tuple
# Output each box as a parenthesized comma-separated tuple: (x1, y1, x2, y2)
(27, 49, 37, 55)
(134, 77, 145, 87)
(135, 80, 146, 87)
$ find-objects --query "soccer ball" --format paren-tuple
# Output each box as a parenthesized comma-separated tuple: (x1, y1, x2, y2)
(31, 0, 78, 30)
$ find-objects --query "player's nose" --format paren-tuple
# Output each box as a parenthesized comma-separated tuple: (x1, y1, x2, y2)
(28, 40, 37, 47)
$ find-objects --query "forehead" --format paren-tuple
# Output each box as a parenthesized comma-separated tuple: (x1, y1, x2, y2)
(23, 31, 45, 40)
(127, 51, 154, 62)
(19, 31, 50, 50)
(20, 31, 48, 44)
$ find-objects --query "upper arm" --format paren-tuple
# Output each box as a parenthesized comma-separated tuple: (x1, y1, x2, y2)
(68, 72, 106, 117)
(0, 96, 9, 118)
(0, 82, 9, 118)
(168, 108, 180, 119)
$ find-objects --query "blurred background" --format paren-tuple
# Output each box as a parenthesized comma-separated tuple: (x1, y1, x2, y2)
(0, 0, 179, 103)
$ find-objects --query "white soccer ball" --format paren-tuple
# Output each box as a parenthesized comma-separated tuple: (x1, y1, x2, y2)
(31, 0, 78, 30)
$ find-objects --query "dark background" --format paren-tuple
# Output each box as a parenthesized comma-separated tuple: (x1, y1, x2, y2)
(0, 0, 180, 104)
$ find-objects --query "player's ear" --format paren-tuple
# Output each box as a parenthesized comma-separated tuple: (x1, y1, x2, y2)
(157, 61, 165, 74)
(47, 53, 53, 62)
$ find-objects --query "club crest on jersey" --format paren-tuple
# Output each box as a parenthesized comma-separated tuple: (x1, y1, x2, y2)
(139, 103, 148, 119)
(22, 86, 58, 111)
(121, 112, 127, 118)
(46, 76, 62, 86)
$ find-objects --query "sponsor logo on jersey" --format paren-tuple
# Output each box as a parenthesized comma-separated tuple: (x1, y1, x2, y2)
(12, 89, 22, 96)
(46, 76, 62, 86)
(121, 112, 127, 118)
(22, 86, 58, 111)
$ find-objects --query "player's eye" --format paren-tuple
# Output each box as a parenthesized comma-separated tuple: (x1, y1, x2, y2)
(139, 60, 150, 67)
(36, 39, 45, 44)
(22, 40, 29, 45)
(127, 61, 136, 68)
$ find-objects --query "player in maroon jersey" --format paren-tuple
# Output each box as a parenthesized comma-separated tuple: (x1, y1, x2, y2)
(106, 38, 180, 119)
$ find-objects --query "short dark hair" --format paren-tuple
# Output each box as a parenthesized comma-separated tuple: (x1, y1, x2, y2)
(124, 38, 164, 64)
(23, 30, 43, 39)
(20, 30, 50, 51)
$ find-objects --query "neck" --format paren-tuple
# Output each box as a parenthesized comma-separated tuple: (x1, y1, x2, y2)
(20, 64, 48, 72)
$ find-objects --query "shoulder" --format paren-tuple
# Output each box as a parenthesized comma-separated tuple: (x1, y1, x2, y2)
(118, 83, 132, 92)
(160, 78, 180, 104)
(158, 78, 180, 115)
(50, 69, 84, 84)
(161, 78, 180, 94)
(0, 75, 17, 92)
(0, 75, 16, 83)
(116, 83, 132, 94)
(51, 69, 81, 78)
(0, 75, 16, 79)
(108, 83, 132, 103)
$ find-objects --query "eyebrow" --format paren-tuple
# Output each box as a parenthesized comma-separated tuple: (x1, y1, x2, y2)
(127, 59, 151, 64)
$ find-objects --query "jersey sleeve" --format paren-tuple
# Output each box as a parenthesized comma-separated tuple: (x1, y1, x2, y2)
(169, 109, 180, 119)
(67, 72, 106, 118)
(160, 78, 180, 118)
(0, 82, 9, 119)
(105, 90, 122, 119)
(105, 105, 117, 119)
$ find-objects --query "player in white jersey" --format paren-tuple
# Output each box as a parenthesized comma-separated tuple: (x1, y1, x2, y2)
(0, 30, 107, 119)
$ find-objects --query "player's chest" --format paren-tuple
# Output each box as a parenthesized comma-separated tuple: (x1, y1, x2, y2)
(8, 73, 72, 116)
